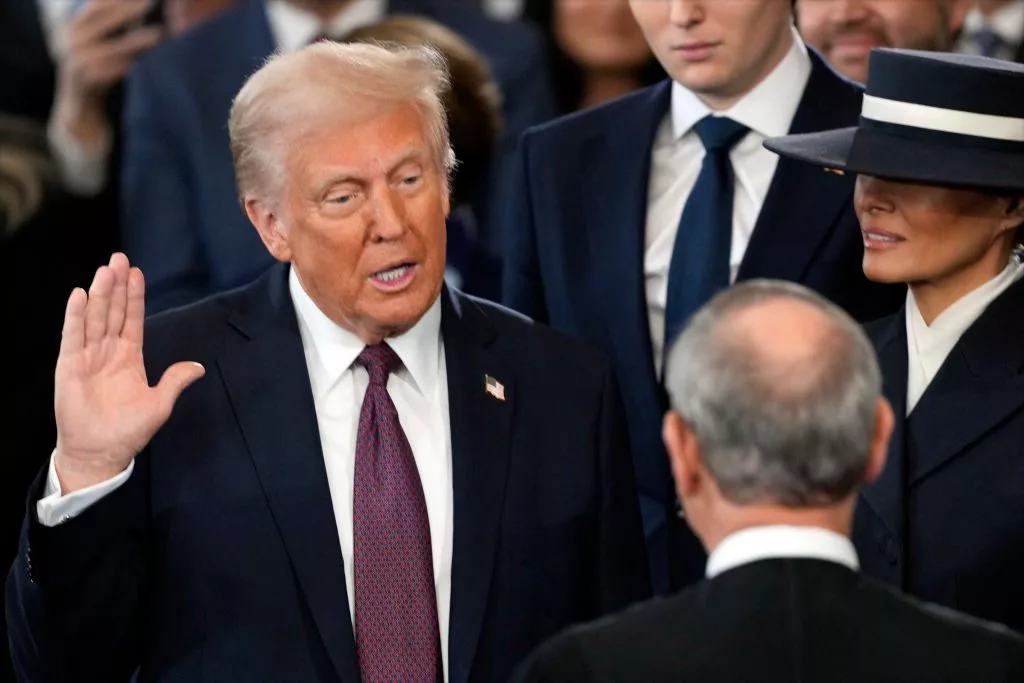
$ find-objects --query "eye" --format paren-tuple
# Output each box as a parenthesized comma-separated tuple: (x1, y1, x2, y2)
(401, 175, 422, 187)
(329, 192, 355, 205)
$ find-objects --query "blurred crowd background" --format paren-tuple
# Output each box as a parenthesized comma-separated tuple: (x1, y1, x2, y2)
(0, 0, 1020, 678)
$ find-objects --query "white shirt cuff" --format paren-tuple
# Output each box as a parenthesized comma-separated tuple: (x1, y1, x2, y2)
(36, 452, 135, 527)
(46, 113, 111, 197)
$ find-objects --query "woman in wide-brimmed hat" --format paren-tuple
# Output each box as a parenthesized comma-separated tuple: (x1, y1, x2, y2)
(765, 48, 1024, 633)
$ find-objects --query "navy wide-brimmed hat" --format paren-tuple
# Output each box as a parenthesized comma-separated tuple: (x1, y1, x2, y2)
(764, 49, 1024, 193)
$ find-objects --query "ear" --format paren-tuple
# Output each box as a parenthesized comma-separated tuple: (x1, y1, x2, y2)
(946, 0, 971, 37)
(662, 411, 703, 501)
(245, 196, 293, 263)
(1001, 196, 1024, 234)
(864, 397, 894, 484)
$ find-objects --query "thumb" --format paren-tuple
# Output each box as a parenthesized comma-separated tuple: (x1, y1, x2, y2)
(155, 361, 206, 410)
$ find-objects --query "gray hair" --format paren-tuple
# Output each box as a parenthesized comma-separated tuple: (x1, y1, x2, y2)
(664, 280, 882, 507)
(228, 41, 456, 206)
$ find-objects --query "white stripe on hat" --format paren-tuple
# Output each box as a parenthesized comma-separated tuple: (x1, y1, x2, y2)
(861, 94, 1024, 142)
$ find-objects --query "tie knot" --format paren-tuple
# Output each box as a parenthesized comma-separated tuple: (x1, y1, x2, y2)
(356, 343, 402, 386)
(694, 116, 748, 153)
(973, 27, 1006, 57)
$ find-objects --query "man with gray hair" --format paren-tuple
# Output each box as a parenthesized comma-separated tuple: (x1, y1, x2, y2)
(5, 41, 649, 683)
(514, 280, 1024, 683)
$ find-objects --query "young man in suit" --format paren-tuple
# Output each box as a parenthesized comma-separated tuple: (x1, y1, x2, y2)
(501, 0, 903, 595)
(513, 280, 1024, 683)
(6, 43, 648, 683)
(121, 0, 555, 313)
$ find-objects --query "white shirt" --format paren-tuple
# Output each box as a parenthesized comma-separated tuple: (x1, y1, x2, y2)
(37, 267, 455, 681)
(706, 525, 859, 578)
(905, 256, 1024, 415)
(265, 0, 385, 51)
(957, 0, 1024, 61)
(645, 29, 812, 375)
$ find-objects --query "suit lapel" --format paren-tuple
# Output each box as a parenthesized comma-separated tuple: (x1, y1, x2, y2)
(217, 265, 360, 683)
(905, 277, 1024, 485)
(861, 313, 909, 549)
(442, 290, 514, 683)
(738, 52, 861, 282)
(582, 82, 674, 498)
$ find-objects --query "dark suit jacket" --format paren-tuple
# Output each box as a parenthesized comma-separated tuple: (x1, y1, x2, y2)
(854, 276, 1024, 633)
(121, 0, 556, 313)
(6, 264, 650, 683)
(500, 50, 904, 595)
(512, 558, 1024, 682)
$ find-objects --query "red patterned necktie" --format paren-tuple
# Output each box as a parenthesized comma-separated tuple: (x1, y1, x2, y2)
(353, 343, 442, 682)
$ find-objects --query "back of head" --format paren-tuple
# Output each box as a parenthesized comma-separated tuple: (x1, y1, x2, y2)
(341, 16, 503, 208)
(665, 280, 882, 507)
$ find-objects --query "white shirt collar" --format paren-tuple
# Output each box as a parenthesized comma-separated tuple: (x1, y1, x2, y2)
(963, 0, 1024, 44)
(265, 0, 387, 54)
(905, 256, 1024, 414)
(288, 266, 443, 400)
(671, 28, 811, 141)
(706, 525, 859, 578)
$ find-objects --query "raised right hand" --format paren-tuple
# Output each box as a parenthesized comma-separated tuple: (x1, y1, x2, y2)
(54, 253, 205, 494)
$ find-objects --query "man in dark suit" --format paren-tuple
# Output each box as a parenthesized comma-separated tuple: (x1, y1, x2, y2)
(121, 0, 555, 313)
(513, 280, 1024, 683)
(6, 41, 648, 683)
(501, 0, 903, 594)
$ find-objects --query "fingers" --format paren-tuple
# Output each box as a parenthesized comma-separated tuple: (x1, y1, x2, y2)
(84, 266, 114, 345)
(72, 0, 152, 48)
(71, 27, 162, 90)
(106, 253, 130, 338)
(59, 288, 89, 356)
(123, 266, 146, 345)
(155, 362, 206, 415)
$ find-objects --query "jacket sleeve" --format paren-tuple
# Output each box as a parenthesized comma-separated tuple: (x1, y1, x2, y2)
(500, 130, 550, 324)
(6, 454, 150, 682)
(594, 357, 652, 613)
(120, 56, 208, 314)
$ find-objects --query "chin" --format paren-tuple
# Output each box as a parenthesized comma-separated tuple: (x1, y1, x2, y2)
(862, 257, 912, 285)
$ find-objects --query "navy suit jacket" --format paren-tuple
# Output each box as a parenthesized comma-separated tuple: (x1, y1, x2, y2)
(855, 276, 1024, 633)
(501, 51, 904, 594)
(6, 264, 650, 683)
(121, 0, 555, 313)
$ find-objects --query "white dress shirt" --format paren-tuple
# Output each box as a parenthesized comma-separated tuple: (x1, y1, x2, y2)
(645, 29, 811, 375)
(706, 525, 859, 578)
(905, 256, 1024, 415)
(265, 0, 385, 51)
(956, 0, 1024, 61)
(37, 267, 455, 680)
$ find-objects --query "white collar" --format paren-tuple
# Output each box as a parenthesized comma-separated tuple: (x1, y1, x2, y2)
(706, 525, 859, 578)
(907, 256, 1024, 361)
(671, 28, 812, 141)
(288, 266, 443, 400)
(265, 0, 387, 54)
(963, 0, 1024, 43)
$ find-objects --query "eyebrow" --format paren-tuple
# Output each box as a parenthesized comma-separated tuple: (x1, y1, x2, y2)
(313, 148, 428, 193)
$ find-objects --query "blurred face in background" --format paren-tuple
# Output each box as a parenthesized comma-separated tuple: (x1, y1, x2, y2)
(555, 0, 653, 73)
(798, 0, 968, 83)
(628, 0, 795, 110)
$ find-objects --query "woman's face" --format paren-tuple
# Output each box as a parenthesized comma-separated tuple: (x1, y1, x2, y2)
(555, 0, 652, 73)
(854, 175, 1023, 286)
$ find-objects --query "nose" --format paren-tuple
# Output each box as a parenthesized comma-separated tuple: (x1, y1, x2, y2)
(854, 175, 895, 217)
(368, 185, 408, 242)
(832, 0, 871, 23)
(668, 0, 703, 28)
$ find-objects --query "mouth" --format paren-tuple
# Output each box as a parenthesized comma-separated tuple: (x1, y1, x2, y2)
(368, 262, 418, 292)
(670, 41, 720, 62)
(862, 228, 905, 250)
(829, 34, 883, 55)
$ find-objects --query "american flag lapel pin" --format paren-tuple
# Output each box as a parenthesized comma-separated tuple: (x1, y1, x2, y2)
(484, 374, 505, 401)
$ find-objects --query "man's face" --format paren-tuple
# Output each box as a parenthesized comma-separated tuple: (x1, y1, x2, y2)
(798, 0, 964, 83)
(252, 103, 449, 343)
(628, 0, 795, 109)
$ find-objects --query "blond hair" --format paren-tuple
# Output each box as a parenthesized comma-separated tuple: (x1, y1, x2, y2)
(228, 41, 455, 205)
